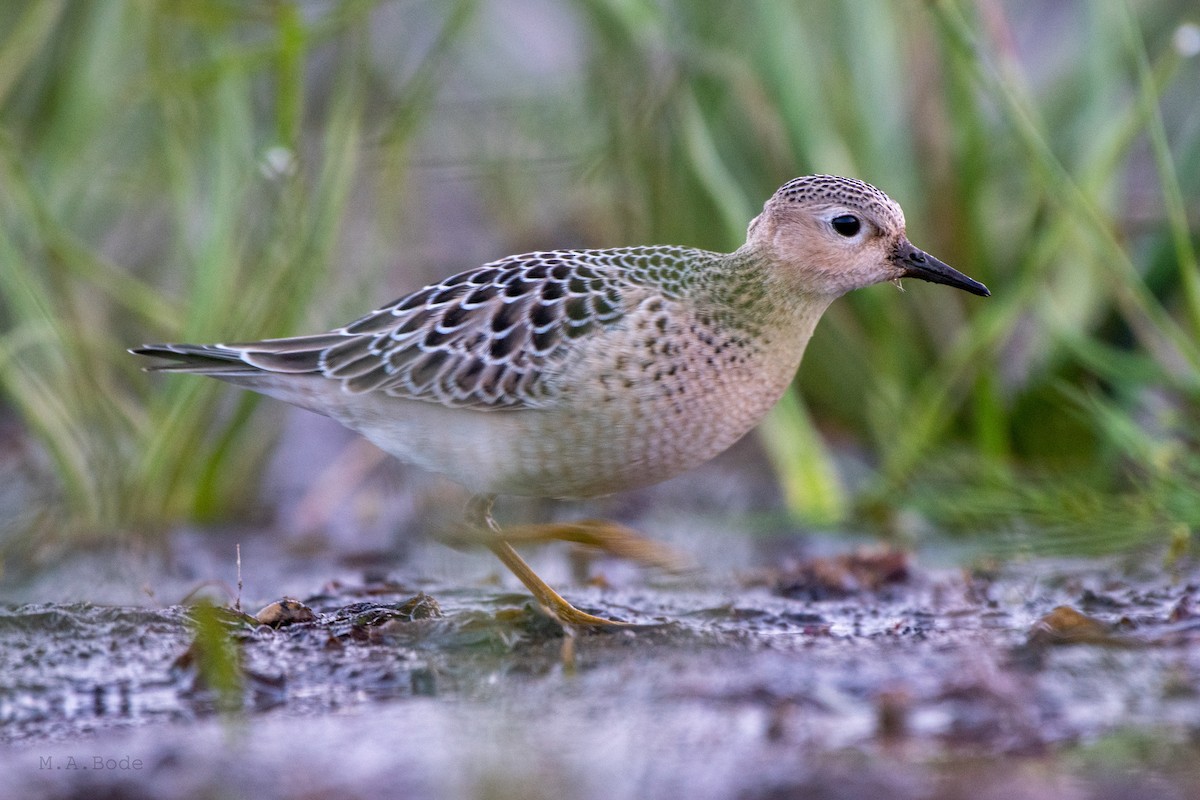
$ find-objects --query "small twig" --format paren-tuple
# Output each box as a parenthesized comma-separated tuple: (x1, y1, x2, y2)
(235, 543, 243, 614)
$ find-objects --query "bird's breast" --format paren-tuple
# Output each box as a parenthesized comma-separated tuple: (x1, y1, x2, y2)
(490, 305, 816, 497)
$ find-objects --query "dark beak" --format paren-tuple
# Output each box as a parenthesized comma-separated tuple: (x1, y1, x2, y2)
(894, 239, 990, 297)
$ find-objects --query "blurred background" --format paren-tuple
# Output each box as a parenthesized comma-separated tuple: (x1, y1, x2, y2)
(1, 0, 1198, 585)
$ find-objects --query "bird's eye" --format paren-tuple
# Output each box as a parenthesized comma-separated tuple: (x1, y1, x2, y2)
(831, 215, 861, 237)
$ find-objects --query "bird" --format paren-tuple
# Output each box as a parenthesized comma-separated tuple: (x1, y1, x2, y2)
(133, 175, 989, 626)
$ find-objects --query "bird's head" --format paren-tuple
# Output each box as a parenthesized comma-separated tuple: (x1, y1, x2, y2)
(744, 175, 989, 298)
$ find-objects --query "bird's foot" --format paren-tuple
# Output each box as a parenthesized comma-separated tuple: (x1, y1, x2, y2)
(454, 494, 674, 628)
(486, 540, 629, 627)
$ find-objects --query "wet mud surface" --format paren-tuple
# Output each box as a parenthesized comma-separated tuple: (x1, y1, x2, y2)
(2, 536, 1200, 799)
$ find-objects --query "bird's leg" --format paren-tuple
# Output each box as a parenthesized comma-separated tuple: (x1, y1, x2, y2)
(486, 519, 692, 573)
(453, 497, 691, 572)
(466, 494, 627, 627)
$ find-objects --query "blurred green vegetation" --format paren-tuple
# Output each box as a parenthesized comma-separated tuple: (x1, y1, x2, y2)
(0, 0, 1197, 556)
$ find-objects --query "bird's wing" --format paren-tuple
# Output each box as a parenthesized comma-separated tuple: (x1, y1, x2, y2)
(135, 247, 703, 410)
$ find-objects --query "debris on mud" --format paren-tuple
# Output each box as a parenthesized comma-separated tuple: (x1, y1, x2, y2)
(2, 545, 1200, 799)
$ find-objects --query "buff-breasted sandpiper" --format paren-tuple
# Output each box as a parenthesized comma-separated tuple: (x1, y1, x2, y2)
(134, 175, 989, 626)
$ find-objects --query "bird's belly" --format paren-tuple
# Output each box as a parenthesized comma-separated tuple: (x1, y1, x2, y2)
(489, 346, 800, 497)
(327, 321, 805, 498)
(330, 366, 788, 499)
(499, 401, 758, 498)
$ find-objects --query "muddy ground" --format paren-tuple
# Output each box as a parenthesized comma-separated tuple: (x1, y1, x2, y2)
(0, 425, 1194, 798)
(2, 518, 1199, 800)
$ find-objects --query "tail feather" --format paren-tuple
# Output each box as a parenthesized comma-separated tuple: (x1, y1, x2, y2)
(131, 333, 348, 376)
(130, 344, 262, 376)
(131, 340, 347, 417)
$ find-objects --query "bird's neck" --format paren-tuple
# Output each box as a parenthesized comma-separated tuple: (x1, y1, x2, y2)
(700, 247, 835, 342)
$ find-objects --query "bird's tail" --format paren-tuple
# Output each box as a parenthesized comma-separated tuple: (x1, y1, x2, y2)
(130, 343, 265, 376)
(130, 335, 352, 414)
(130, 333, 346, 376)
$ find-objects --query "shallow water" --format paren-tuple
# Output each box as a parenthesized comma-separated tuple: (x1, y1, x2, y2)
(2, 530, 1199, 800)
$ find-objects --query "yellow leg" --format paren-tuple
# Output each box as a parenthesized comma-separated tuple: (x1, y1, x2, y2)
(451, 498, 691, 571)
(485, 519, 691, 573)
(467, 495, 628, 627)
(485, 540, 625, 627)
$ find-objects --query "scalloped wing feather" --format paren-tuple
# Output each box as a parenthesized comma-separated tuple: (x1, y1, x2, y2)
(140, 247, 706, 410)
